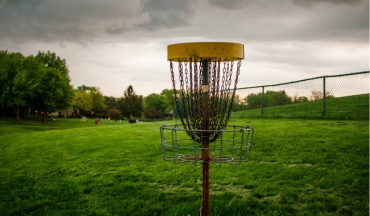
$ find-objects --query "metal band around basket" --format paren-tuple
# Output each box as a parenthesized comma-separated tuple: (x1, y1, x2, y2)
(167, 42, 244, 62)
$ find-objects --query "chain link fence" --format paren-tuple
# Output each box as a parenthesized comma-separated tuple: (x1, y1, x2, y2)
(232, 71, 369, 120)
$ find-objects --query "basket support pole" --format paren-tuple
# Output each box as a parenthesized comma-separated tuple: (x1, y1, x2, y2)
(202, 59, 210, 216)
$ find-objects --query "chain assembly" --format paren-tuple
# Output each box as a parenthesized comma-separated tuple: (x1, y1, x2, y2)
(170, 57, 242, 144)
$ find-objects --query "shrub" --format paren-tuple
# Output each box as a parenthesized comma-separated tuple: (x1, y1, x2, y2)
(107, 109, 122, 120)
(144, 108, 163, 121)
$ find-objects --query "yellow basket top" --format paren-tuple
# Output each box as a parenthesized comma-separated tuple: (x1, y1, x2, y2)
(167, 42, 244, 62)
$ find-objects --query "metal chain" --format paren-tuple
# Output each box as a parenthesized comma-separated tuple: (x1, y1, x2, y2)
(170, 58, 242, 144)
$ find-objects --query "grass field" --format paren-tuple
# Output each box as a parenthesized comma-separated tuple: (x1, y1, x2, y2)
(0, 116, 368, 215)
(234, 94, 369, 120)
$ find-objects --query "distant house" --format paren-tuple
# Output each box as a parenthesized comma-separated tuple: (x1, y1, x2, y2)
(50, 107, 78, 118)
(164, 110, 174, 119)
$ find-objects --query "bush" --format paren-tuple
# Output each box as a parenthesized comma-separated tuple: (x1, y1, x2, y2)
(107, 109, 122, 120)
(144, 108, 163, 121)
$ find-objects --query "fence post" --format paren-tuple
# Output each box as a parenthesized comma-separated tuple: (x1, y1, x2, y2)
(261, 86, 264, 115)
(323, 76, 326, 116)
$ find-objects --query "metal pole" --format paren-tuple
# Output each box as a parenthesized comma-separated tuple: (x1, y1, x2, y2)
(323, 76, 326, 116)
(202, 59, 210, 216)
(261, 86, 264, 115)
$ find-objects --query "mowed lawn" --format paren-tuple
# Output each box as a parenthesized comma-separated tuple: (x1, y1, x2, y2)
(0, 117, 368, 215)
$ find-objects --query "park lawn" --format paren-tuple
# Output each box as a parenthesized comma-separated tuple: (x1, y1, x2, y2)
(0, 117, 368, 215)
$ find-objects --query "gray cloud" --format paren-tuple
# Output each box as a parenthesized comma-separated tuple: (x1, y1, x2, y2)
(0, 0, 368, 46)
(0, 0, 143, 44)
(207, 0, 250, 10)
(106, 0, 199, 35)
(292, 0, 367, 8)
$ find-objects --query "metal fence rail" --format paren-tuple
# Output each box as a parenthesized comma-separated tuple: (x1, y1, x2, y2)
(232, 71, 369, 120)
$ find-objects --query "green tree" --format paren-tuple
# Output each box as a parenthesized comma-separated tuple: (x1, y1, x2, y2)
(144, 93, 167, 112)
(244, 90, 292, 109)
(118, 85, 143, 119)
(0, 53, 43, 123)
(271, 90, 292, 106)
(36, 51, 69, 76)
(104, 96, 118, 110)
(35, 51, 74, 123)
(0, 50, 8, 119)
(90, 87, 106, 117)
(132, 95, 143, 118)
(72, 91, 92, 112)
(160, 89, 178, 112)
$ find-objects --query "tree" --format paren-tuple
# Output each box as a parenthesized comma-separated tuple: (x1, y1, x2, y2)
(310, 90, 334, 101)
(104, 96, 118, 110)
(0, 50, 8, 119)
(36, 51, 69, 77)
(118, 85, 143, 119)
(244, 90, 292, 109)
(90, 87, 106, 117)
(271, 90, 292, 106)
(132, 95, 143, 118)
(0, 53, 43, 123)
(161, 89, 179, 112)
(144, 93, 167, 112)
(35, 51, 74, 123)
(72, 91, 92, 111)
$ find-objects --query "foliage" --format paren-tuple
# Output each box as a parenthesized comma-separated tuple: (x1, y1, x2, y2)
(161, 89, 179, 112)
(310, 90, 334, 101)
(35, 51, 74, 123)
(72, 91, 92, 111)
(144, 108, 163, 120)
(104, 96, 118, 110)
(90, 87, 106, 116)
(144, 93, 167, 112)
(107, 109, 122, 120)
(73, 85, 106, 117)
(292, 95, 309, 103)
(118, 85, 143, 119)
(36, 50, 69, 77)
(244, 90, 292, 109)
(232, 94, 246, 112)
(233, 94, 369, 120)
(0, 53, 43, 123)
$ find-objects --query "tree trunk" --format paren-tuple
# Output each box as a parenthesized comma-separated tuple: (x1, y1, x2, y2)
(43, 112, 47, 123)
(15, 111, 20, 124)
(2, 109, 4, 120)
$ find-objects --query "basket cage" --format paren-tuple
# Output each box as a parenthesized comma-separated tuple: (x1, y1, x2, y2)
(160, 124, 254, 166)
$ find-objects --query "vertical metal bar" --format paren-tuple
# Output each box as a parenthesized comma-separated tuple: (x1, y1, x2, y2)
(171, 129, 176, 163)
(323, 76, 326, 116)
(160, 126, 166, 160)
(261, 86, 265, 115)
(232, 125, 236, 155)
(202, 59, 210, 216)
(219, 129, 223, 167)
(239, 129, 245, 165)
(193, 129, 197, 165)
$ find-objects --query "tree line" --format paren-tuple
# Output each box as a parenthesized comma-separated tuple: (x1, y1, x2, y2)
(232, 90, 334, 111)
(0, 50, 179, 123)
(0, 50, 74, 123)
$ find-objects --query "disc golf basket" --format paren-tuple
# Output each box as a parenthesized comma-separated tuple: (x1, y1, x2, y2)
(160, 42, 254, 216)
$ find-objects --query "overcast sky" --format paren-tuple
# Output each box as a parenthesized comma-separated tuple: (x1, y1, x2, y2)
(0, 0, 368, 97)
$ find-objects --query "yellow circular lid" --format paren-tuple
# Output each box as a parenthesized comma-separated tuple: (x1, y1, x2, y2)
(167, 42, 244, 62)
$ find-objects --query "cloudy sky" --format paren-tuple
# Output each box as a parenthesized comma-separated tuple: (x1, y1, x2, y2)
(0, 0, 368, 97)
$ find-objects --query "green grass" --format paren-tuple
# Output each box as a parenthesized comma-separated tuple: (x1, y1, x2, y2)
(0, 117, 368, 215)
(233, 94, 369, 120)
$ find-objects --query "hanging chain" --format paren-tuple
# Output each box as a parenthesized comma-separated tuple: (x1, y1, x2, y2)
(170, 58, 242, 144)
